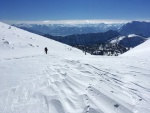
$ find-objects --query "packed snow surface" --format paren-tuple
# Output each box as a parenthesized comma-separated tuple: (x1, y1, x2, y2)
(0, 22, 150, 113)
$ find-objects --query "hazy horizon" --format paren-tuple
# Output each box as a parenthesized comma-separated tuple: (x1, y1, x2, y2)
(1, 0, 150, 24)
(2, 19, 150, 25)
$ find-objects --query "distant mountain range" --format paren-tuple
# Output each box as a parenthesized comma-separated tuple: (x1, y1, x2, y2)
(12, 21, 150, 37)
(12, 21, 150, 55)
(12, 23, 123, 36)
(119, 21, 150, 37)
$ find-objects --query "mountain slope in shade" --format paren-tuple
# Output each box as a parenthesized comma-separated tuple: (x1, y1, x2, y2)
(44, 30, 120, 46)
(0, 22, 150, 113)
(119, 21, 150, 37)
(108, 34, 147, 48)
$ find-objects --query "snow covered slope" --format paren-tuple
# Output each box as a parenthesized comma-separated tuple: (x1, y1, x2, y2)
(0, 22, 150, 113)
(122, 38, 150, 57)
(0, 22, 83, 59)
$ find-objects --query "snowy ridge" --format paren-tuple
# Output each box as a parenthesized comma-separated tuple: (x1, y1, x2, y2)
(0, 22, 150, 113)
(108, 34, 147, 48)
(122, 38, 150, 57)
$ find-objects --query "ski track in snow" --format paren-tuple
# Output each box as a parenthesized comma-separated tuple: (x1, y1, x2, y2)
(0, 22, 150, 113)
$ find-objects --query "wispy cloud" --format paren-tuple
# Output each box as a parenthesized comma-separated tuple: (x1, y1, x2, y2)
(2, 19, 150, 25)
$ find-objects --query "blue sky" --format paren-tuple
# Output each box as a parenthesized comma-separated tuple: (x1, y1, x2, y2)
(0, 0, 150, 23)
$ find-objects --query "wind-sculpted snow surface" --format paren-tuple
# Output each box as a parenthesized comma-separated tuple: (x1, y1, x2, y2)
(0, 22, 150, 113)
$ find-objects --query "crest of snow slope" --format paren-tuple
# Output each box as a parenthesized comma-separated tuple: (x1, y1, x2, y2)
(0, 22, 150, 113)
(122, 38, 150, 57)
(0, 22, 83, 59)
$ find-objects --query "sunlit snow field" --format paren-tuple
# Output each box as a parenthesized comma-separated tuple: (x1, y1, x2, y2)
(0, 22, 150, 113)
